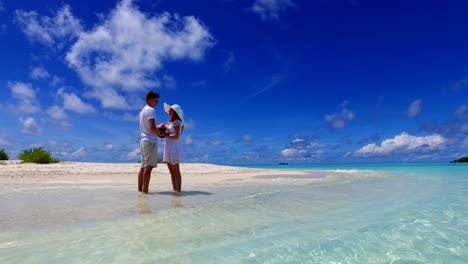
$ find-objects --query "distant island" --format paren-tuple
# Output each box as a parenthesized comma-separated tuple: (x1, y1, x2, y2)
(450, 157, 468, 163)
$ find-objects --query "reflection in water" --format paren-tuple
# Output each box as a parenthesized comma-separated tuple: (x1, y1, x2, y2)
(137, 194, 151, 214)
(171, 194, 183, 208)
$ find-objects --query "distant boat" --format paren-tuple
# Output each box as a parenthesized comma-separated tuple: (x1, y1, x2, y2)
(278, 162, 288, 165)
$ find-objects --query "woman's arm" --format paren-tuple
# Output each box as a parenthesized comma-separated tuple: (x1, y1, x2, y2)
(166, 125, 181, 140)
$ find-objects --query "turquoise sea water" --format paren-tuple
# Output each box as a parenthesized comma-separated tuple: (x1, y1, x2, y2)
(1, 163, 467, 263)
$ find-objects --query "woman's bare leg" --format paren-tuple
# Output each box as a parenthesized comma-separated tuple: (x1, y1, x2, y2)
(174, 163, 182, 192)
(167, 163, 176, 191)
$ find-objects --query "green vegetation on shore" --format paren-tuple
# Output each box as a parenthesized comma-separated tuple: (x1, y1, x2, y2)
(451, 157, 468, 163)
(0, 149, 9, 160)
(19, 148, 59, 164)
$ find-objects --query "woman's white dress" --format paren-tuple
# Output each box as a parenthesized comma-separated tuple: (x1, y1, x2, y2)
(163, 120, 183, 164)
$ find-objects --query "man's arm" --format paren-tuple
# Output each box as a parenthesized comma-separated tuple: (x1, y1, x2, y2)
(148, 118, 160, 135)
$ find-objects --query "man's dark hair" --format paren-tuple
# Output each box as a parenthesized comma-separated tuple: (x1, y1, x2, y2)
(146, 91, 160, 102)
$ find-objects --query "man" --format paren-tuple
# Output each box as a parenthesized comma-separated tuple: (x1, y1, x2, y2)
(138, 91, 164, 194)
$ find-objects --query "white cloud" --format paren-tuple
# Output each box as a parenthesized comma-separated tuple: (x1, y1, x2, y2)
(462, 137, 468, 148)
(104, 143, 114, 151)
(14, 5, 82, 48)
(325, 101, 355, 129)
(19, 117, 42, 134)
(183, 118, 196, 129)
(51, 76, 64, 86)
(162, 75, 176, 89)
(46, 105, 68, 120)
(31, 67, 50, 79)
(281, 137, 325, 159)
(0, 133, 13, 147)
(461, 124, 468, 134)
(104, 112, 139, 122)
(281, 148, 308, 158)
(223, 52, 235, 73)
(64, 0, 215, 109)
(251, 74, 283, 97)
(241, 134, 254, 142)
(407, 99, 422, 118)
(127, 147, 140, 159)
(9, 82, 40, 113)
(354, 132, 447, 156)
(58, 88, 95, 114)
(0, 1, 4, 12)
(208, 139, 224, 146)
(185, 135, 194, 145)
(250, 0, 295, 21)
(72, 147, 90, 157)
(454, 104, 467, 119)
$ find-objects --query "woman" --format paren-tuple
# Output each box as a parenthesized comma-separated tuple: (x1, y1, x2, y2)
(163, 102, 184, 192)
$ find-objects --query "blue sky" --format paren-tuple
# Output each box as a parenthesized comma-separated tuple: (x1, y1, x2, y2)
(0, 0, 467, 164)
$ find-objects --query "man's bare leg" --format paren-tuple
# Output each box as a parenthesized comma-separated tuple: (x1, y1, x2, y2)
(142, 166, 153, 194)
(138, 168, 144, 192)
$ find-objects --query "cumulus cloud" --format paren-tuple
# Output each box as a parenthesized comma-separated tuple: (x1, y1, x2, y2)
(463, 137, 468, 148)
(241, 134, 254, 142)
(0, 133, 13, 147)
(9, 82, 40, 113)
(14, 5, 82, 48)
(183, 118, 196, 129)
(58, 88, 95, 114)
(406, 99, 422, 118)
(15, 0, 215, 109)
(325, 101, 355, 129)
(162, 75, 176, 89)
(223, 52, 235, 73)
(250, 0, 295, 21)
(281, 148, 309, 158)
(65, 0, 215, 108)
(72, 147, 90, 157)
(127, 147, 140, 159)
(454, 104, 467, 119)
(104, 143, 114, 151)
(46, 105, 68, 120)
(46, 105, 71, 128)
(462, 124, 468, 134)
(281, 137, 324, 159)
(185, 135, 194, 145)
(19, 117, 42, 134)
(354, 132, 447, 156)
(30, 67, 50, 79)
(208, 139, 224, 146)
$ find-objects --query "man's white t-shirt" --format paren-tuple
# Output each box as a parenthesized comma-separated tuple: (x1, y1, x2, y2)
(140, 105, 157, 143)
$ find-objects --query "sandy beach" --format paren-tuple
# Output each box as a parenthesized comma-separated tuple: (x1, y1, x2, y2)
(0, 160, 343, 186)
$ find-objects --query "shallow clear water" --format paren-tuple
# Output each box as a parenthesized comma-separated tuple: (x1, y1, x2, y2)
(1, 164, 467, 263)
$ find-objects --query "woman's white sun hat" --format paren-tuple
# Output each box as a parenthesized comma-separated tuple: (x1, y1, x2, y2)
(164, 102, 184, 123)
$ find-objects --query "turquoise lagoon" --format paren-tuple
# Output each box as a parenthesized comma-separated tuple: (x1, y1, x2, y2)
(1, 163, 467, 263)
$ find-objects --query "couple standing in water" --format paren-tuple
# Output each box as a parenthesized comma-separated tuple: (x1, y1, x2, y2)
(138, 91, 184, 194)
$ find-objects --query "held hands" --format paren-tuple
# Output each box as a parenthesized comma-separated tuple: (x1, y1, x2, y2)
(156, 131, 166, 138)
(156, 124, 167, 138)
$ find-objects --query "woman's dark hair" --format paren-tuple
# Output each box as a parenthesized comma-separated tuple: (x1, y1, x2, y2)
(146, 91, 160, 102)
(170, 110, 184, 133)
(170, 110, 181, 122)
